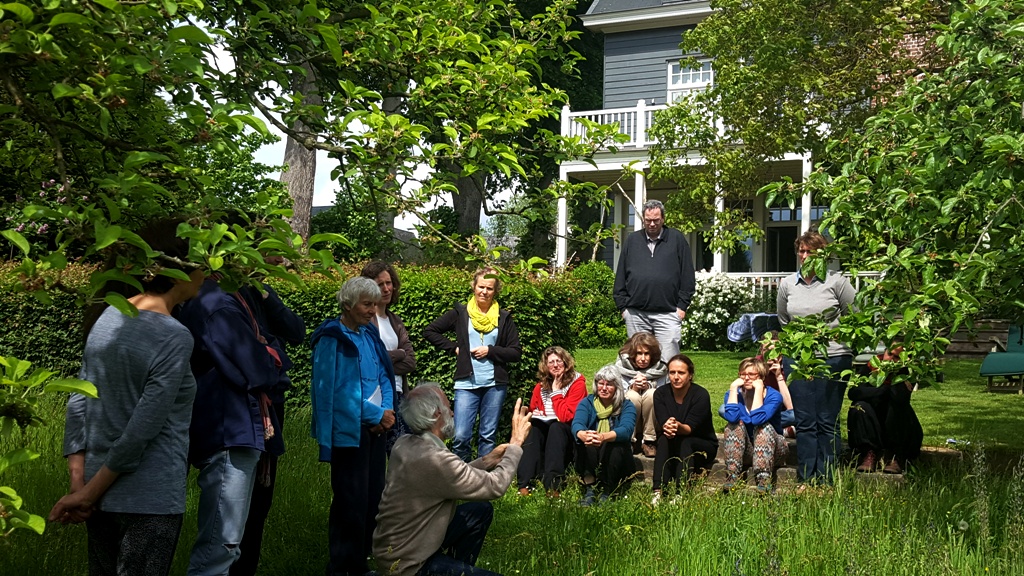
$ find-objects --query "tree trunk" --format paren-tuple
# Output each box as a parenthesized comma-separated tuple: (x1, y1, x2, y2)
(451, 171, 485, 236)
(280, 62, 320, 240)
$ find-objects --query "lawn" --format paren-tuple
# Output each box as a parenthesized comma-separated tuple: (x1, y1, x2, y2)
(7, 351, 1024, 575)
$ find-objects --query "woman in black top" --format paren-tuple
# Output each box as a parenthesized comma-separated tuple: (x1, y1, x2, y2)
(651, 354, 718, 503)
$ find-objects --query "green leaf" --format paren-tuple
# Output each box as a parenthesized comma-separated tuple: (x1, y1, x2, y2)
(208, 255, 224, 270)
(0, 449, 39, 476)
(91, 0, 120, 10)
(44, 378, 99, 397)
(157, 268, 191, 282)
(103, 292, 138, 317)
(316, 24, 344, 64)
(94, 224, 122, 250)
(8, 509, 45, 534)
(51, 83, 83, 99)
(2, 229, 30, 255)
(0, 3, 34, 24)
(307, 233, 350, 247)
(167, 25, 213, 44)
(124, 151, 171, 170)
(48, 12, 92, 27)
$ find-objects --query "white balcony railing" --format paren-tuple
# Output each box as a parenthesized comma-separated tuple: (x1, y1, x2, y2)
(722, 271, 882, 311)
(561, 100, 667, 149)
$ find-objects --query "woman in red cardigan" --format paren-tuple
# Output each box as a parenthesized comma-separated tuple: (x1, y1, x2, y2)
(516, 346, 587, 497)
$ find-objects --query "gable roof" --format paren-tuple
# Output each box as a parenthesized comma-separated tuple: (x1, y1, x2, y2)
(582, 0, 712, 33)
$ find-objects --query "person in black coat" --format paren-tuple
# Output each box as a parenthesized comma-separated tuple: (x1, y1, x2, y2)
(848, 348, 922, 475)
(651, 354, 719, 503)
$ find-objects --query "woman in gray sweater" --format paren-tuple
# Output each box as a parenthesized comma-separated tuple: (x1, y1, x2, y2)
(50, 222, 206, 576)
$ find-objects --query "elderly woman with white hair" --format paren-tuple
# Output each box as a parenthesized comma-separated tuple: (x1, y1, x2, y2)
(571, 364, 637, 506)
(311, 276, 397, 576)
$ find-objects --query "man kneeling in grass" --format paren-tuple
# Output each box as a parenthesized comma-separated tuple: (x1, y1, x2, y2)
(373, 383, 531, 576)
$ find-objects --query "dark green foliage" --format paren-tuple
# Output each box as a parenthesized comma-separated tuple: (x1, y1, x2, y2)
(309, 205, 400, 263)
(564, 262, 626, 348)
(0, 264, 623, 411)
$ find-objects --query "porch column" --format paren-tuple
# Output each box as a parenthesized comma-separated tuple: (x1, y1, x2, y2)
(634, 171, 645, 231)
(800, 154, 813, 233)
(613, 191, 624, 268)
(713, 194, 725, 272)
(555, 166, 569, 267)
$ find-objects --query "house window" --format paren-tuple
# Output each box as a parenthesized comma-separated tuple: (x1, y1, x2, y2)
(668, 60, 713, 103)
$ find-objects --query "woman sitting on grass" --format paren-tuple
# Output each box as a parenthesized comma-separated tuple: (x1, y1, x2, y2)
(615, 332, 668, 458)
(720, 357, 788, 492)
(517, 346, 587, 497)
(651, 354, 718, 504)
(572, 364, 637, 506)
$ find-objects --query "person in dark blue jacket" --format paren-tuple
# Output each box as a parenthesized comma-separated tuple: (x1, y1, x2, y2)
(176, 276, 282, 576)
(311, 276, 396, 576)
(231, 280, 306, 576)
(720, 357, 787, 492)
(572, 364, 637, 506)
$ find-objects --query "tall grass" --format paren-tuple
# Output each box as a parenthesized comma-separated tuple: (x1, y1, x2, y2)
(5, 353, 1024, 575)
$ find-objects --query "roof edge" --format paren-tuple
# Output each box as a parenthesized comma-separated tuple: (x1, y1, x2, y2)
(582, 1, 712, 33)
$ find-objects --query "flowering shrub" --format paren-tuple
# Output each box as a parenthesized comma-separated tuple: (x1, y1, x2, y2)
(680, 273, 753, 351)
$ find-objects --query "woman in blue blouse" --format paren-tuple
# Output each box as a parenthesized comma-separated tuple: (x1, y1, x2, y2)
(572, 364, 637, 505)
(720, 357, 788, 492)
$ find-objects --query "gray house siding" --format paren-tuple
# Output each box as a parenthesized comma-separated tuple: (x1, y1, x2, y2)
(603, 25, 696, 109)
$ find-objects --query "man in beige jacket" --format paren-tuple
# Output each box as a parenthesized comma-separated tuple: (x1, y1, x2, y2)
(373, 383, 530, 576)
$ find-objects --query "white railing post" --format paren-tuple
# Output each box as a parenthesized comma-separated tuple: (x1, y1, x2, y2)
(561, 104, 571, 138)
(635, 99, 647, 148)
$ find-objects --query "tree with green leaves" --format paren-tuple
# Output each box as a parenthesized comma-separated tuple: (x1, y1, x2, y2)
(647, 0, 942, 251)
(766, 0, 1024, 383)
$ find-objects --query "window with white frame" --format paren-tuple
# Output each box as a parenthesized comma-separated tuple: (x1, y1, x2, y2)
(668, 59, 713, 103)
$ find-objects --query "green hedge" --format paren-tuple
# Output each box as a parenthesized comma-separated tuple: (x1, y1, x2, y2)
(0, 264, 627, 411)
(273, 265, 580, 407)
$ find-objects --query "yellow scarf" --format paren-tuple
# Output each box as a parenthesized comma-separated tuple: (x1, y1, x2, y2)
(467, 297, 499, 334)
(593, 398, 613, 434)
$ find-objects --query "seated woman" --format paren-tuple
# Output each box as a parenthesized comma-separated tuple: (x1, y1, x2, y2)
(848, 347, 922, 474)
(721, 357, 788, 492)
(651, 354, 719, 504)
(572, 365, 637, 506)
(614, 332, 668, 458)
(517, 346, 587, 496)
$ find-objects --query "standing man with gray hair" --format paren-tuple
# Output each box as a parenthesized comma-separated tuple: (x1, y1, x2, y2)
(373, 383, 531, 576)
(613, 199, 696, 359)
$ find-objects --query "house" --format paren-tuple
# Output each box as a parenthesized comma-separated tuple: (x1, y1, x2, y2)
(554, 0, 823, 277)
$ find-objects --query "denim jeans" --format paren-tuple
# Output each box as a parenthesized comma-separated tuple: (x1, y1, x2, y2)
(453, 386, 506, 461)
(416, 502, 499, 576)
(187, 447, 261, 576)
(785, 355, 852, 484)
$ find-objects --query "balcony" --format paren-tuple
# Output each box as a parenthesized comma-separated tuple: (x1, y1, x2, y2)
(560, 100, 667, 150)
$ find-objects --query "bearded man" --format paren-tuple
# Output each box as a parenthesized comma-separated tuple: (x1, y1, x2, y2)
(372, 383, 531, 576)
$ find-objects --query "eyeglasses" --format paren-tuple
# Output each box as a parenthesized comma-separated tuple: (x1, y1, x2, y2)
(643, 218, 663, 225)
(739, 372, 760, 379)
(546, 359, 565, 366)
(596, 380, 616, 388)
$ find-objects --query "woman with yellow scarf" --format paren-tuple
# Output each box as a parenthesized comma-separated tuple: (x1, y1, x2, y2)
(571, 364, 637, 506)
(424, 268, 523, 462)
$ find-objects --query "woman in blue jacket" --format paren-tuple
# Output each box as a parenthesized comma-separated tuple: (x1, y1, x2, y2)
(720, 357, 788, 492)
(572, 364, 637, 505)
(311, 277, 396, 576)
